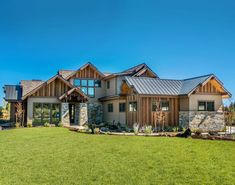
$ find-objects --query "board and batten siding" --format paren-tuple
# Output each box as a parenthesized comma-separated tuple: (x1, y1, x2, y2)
(126, 95, 179, 127)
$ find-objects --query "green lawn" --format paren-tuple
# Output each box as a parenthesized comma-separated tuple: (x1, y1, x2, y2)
(0, 128, 234, 185)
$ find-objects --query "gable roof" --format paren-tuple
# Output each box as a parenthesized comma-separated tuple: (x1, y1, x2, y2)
(65, 62, 105, 80)
(58, 70, 75, 79)
(104, 63, 159, 80)
(124, 74, 232, 97)
(59, 87, 88, 101)
(22, 75, 73, 100)
(21, 80, 45, 97)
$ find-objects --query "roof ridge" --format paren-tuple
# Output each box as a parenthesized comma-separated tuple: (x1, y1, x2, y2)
(125, 76, 182, 81)
(183, 74, 214, 81)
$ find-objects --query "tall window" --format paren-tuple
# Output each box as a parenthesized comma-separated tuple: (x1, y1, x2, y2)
(119, 103, 126, 112)
(198, 101, 215, 111)
(129, 102, 137, 112)
(107, 81, 110, 89)
(108, 104, 113, 112)
(74, 79, 101, 98)
(33, 103, 61, 125)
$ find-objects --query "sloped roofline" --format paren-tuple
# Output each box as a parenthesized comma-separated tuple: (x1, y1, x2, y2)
(22, 74, 73, 100)
(65, 62, 105, 80)
(59, 87, 88, 101)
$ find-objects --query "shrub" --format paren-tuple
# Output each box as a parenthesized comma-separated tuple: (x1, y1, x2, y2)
(192, 128, 203, 136)
(164, 126, 173, 132)
(172, 127, 178, 132)
(15, 122, 20, 128)
(58, 122, 63, 127)
(144, 125, 153, 135)
(27, 122, 33, 128)
(44, 122, 50, 127)
(94, 128, 100, 134)
(133, 123, 139, 135)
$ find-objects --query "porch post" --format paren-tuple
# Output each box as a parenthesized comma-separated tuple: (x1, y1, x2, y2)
(61, 103, 70, 126)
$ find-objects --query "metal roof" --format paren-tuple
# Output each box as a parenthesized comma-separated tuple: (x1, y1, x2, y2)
(4, 85, 22, 101)
(125, 74, 214, 96)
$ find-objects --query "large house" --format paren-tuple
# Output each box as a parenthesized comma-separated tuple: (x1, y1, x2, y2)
(4, 62, 232, 131)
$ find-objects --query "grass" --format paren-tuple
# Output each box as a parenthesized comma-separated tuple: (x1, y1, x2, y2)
(0, 128, 234, 185)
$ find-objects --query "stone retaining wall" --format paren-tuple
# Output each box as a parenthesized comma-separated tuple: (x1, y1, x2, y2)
(179, 111, 225, 132)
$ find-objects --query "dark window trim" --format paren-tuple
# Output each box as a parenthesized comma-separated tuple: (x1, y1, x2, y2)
(73, 78, 102, 98)
(108, 103, 113, 113)
(129, 101, 137, 112)
(198, 101, 215, 111)
(119, 103, 126, 112)
(33, 103, 61, 124)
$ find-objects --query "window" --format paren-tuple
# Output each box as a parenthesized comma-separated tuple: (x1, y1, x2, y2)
(108, 104, 113, 112)
(152, 101, 160, 111)
(107, 81, 110, 89)
(81, 80, 87, 86)
(74, 79, 81, 87)
(33, 103, 61, 125)
(129, 102, 137, 112)
(88, 80, 94, 87)
(161, 101, 170, 111)
(152, 100, 169, 112)
(95, 80, 101, 87)
(73, 79, 101, 98)
(88, 88, 95, 97)
(119, 103, 126, 112)
(198, 101, 215, 111)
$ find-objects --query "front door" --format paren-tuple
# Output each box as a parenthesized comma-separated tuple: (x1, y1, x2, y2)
(69, 104, 76, 125)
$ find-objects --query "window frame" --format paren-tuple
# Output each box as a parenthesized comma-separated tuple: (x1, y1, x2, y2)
(129, 102, 137, 112)
(73, 78, 101, 98)
(119, 103, 126, 112)
(198, 101, 215, 112)
(108, 103, 113, 113)
(152, 100, 170, 112)
(107, 81, 110, 89)
(33, 103, 61, 125)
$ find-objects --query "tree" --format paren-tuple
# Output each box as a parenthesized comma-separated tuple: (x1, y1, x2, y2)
(15, 102, 24, 127)
(0, 106, 3, 118)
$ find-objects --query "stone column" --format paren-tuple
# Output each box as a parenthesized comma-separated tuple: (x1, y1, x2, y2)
(79, 103, 88, 126)
(61, 103, 70, 126)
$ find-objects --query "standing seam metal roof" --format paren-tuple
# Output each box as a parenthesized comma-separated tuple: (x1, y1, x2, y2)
(125, 74, 214, 96)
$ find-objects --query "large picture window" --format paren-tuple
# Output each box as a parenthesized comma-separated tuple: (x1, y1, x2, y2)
(198, 101, 215, 111)
(33, 103, 61, 125)
(73, 79, 101, 98)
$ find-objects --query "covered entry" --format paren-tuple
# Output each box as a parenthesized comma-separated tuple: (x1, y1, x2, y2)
(59, 88, 88, 126)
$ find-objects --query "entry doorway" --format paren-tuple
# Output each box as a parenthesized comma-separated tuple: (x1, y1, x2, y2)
(69, 104, 76, 125)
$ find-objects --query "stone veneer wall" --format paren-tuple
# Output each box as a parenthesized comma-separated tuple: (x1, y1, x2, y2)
(88, 103, 103, 124)
(61, 103, 70, 126)
(179, 111, 225, 131)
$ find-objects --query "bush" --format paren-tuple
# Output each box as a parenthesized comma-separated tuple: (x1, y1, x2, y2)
(15, 122, 20, 128)
(44, 122, 50, 127)
(144, 125, 153, 135)
(94, 128, 100, 134)
(27, 122, 33, 128)
(58, 122, 63, 127)
(133, 123, 139, 135)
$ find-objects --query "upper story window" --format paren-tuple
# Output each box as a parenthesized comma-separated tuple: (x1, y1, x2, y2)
(73, 79, 101, 98)
(107, 81, 110, 89)
(198, 101, 215, 111)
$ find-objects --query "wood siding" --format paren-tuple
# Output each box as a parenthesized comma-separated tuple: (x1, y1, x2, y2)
(70, 65, 103, 79)
(126, 95, 179, 127)
(196, 80, 220, 94)
(31, 79, 70, 97)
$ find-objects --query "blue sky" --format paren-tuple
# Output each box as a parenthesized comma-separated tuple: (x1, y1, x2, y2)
(0, 0, 234, 106)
